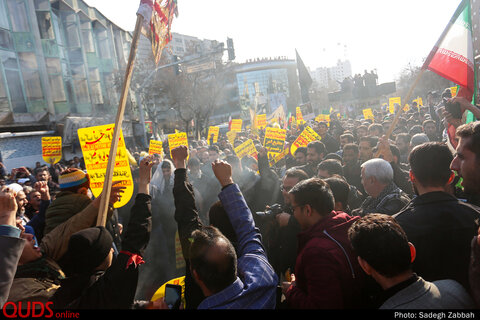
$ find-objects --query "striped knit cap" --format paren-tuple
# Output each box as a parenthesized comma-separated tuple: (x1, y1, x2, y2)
(59, 169, 89, 189)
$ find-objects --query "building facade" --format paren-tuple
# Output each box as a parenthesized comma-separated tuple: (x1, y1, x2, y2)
(0, 0, 132, 129)
(0, 0, 133, 168)
(312, 59, 352, 90)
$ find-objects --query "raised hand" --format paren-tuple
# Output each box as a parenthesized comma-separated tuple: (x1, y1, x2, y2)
(138, 155, 157, 195)
(34, 181, 50, 201)
(171, 145, 189, 169)
(212, 160, 234, 187)
(0, 186, 18, 227)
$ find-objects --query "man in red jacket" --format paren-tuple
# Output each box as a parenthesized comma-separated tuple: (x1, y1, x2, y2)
(281, 178, 368, 309)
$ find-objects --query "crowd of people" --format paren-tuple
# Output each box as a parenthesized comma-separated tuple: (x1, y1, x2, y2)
(2, 89, 480, 311)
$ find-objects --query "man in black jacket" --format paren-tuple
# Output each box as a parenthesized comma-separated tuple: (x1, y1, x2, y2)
(50, 156, 154, 309)
(394, 142, 480, 293)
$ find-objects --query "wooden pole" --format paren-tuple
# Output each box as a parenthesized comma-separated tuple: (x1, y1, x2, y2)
(96, 14, 144, 227)
(383, 68, 426, 141)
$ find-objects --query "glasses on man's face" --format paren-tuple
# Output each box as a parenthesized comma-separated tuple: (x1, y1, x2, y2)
(281, 185, 293, 192)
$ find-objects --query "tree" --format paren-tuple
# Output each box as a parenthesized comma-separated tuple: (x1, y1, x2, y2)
(395, 62, 453, 103)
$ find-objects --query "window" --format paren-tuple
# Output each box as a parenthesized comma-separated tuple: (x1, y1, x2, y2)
(95, 28, 111, 59)
(34, 0, 50, 11)
(0, 76, 10, 112)
(7, 0, 29, 32)
(36, 11, 54, 39)
(0, 29, 13, 50)
(0, 0, 10, 30)
(45, 58, 65, 102)
(18, 52, 43, 100)
(62, 12, 80, 47)
(81, 29, 94, 53)
(0, 50, 17, 69)
(4, 69, 26, 112)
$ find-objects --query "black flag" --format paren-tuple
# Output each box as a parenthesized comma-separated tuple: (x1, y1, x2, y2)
(296, 49, 312, 103)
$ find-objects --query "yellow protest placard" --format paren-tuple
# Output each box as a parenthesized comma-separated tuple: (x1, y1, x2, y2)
(207, 126, 220, 145)
(389, 97, 401, 114)
(234, 139, 257, 159)
(256, 114, 267, 129)
(296, 107, 305, 125)
(263, 127, 286, 159)
(226, 131, 236, 145)
(413, 97, 423, 107)
(168, 132, 188, 158)
(42, 136, 62, 164)
(148, 140, 164, 157)
(290, 126, 321, 155)
(270, 147, 289, 166)
(362, 108, 374, 120)
(77, 124, 133, 208)
(231, 119, 242, 132)
(450, 87, 458, 97)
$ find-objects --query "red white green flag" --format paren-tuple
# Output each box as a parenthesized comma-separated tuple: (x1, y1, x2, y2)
(137, 0, 179, 65)
(423, 0, 474, 101)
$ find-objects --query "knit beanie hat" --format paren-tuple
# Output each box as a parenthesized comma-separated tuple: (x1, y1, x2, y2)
(58, 168, 89, 190)
(62, 227, 113, 276)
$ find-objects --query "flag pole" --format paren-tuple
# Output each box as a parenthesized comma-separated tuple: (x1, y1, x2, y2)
(96, 14, 144, 227)
(380, 0, 468, 145)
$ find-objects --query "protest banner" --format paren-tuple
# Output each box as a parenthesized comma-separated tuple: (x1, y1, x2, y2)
(226, 130, 237, 145)
(296, 107, 305, 125)
(234, 139, 258, 159)
(41, 136, 62, 164)
(450, 86, 458, 97)
(231, 119, 242, 132)
(389, 97, 401, 114)
(168, 131, 188, 158)
(362, 108, 374, 120)
(290, 126, 321, 155)
(77, 124, 133, 209)
(256, 114, 267, 129)
(263, 127, 286, 159)
(148, 140, 164, 157)
(207, 126, 220, 144)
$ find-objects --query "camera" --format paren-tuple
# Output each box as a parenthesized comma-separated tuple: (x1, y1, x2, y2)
(256, 203, 283, 217)
(443, 98, 463, 119)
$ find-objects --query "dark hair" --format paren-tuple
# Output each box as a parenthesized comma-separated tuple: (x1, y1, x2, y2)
(325, 153, 343, 163)
(408, 125, 423, 136)
(389, 145, 400, 161)
(340, 133, 354, 142)
(317, 159, 344, 176)
(409, 142, 453, 187)
(289, 178, 334, 216)
(456, 121, 480, 160)
(208, 201, 237, 248)
(395, 133, 410, 144)
(422, 119, 436, 128)
(348, 213, 412, 278)
(343, 143, 359, 154)
(307, 140, 326, 156)
(359, 136, 377, 148)
(189, 226, 237, 294)
(284, 167, 309, 181)
(324, 176, 350, 210)
(294, 147, 307, 156)
(368, 123, 383, 135)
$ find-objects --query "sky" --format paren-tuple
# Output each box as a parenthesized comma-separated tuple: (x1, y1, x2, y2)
(84, 0, 462, 84)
